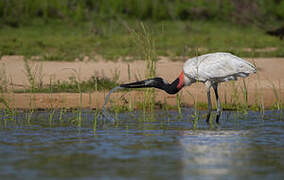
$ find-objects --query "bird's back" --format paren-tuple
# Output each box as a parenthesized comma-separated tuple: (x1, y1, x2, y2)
(183, 52, 256, 82)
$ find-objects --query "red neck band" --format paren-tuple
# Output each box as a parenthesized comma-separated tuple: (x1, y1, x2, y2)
(177, 71, 184, 89)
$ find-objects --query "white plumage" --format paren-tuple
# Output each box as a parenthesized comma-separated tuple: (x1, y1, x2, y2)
(182, 52, 256, 123)
(183, 52, 256, 83)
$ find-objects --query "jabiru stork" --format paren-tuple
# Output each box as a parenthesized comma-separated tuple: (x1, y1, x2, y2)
(120, 52, 256, 123)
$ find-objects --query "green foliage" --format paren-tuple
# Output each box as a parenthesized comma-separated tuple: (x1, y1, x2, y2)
(275, 1, 284, 19)
(262, 0, 284, 19)
(131, 23, 157, 115)
(0, 63, 8, 93)
(23, 59, 44, 92)
(0, 0, 282, 27)
(16, 74, 118, 93)
(0, 20, 283, 61)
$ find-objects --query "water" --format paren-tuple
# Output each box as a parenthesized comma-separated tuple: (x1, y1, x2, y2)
(0, 109, 284, 180)
(102, 86, 124, 122)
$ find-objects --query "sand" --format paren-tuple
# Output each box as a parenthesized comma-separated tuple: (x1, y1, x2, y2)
(0, 56, 283, 109)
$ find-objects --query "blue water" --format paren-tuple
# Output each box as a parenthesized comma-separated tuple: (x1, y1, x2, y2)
(0, 109, 283, 180)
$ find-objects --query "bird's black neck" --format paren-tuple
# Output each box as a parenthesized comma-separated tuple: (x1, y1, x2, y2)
(161, 78, 181, 94)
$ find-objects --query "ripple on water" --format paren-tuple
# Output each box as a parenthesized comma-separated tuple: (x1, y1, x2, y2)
(0, 109, 283, 179)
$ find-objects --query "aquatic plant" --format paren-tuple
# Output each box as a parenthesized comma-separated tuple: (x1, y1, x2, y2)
(176, 93, 183, 118)
(23, 58, 44, 92)
(48, 109, 56, 127)
(255, 72, 265, 119)
(0, 63, 9, 92)
(127, 64, 131, 81)
(0, 96, 11, 112)
(127, 22, 158, 120)
(93, 109, 99, 135)
(269, 80, 282, 111)
(186, 90, 200, 128)
(59, 108, 65, 125)
(241, 78, 249, 113)
(0, 95, 17, 124)
(64, 68, 84, 127)
(25, 109, 33, 125)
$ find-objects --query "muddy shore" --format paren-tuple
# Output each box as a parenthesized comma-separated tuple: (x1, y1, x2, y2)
(0, 56, 283, 109)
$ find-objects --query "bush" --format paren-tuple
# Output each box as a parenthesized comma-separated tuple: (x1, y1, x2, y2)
(0, 0, 282, 26)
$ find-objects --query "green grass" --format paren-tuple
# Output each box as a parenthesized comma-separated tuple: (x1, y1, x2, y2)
(15, 74, 119, 93)
(1, 0, 283, 25)
(0, 19, 283, 61)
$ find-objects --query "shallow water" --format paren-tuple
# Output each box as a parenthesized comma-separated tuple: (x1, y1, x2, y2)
(0, 109, 284, 180)
(102, 86, 124, 122)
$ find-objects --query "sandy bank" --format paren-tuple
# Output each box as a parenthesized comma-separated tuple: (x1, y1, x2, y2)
(0, 56, 283, 109)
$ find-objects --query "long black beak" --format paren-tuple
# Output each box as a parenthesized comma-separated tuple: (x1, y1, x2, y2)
(120, 77, 182, 95)
(120, 78, 158, 89)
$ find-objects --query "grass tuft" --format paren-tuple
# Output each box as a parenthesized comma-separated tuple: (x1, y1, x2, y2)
(15, 73, 118, 93)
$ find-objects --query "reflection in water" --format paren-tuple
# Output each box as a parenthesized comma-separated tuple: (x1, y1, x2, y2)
(180, 128, 284, 179)
(0, 110, 284, 179)
(180, 130, 249, 178)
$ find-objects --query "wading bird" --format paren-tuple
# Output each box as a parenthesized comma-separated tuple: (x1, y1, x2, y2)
(120, 52, 256, 123)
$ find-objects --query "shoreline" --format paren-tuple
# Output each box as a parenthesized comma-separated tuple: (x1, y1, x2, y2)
(0, 56, 283, 110)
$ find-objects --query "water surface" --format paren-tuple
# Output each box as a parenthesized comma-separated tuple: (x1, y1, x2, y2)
(0, 109, 283, 180)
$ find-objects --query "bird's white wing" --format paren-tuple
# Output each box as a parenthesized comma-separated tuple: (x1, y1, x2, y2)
(183, 52, 256, 82)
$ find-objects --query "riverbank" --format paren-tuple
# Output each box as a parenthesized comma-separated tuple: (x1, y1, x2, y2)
(1, 56, 283, 110)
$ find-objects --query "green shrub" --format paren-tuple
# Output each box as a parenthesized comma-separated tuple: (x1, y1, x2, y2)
(0, 0, 282, 26)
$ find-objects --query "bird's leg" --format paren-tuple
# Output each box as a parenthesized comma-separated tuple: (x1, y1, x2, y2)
(213, 83, 221, 124)
(205, 82, 212, 123)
